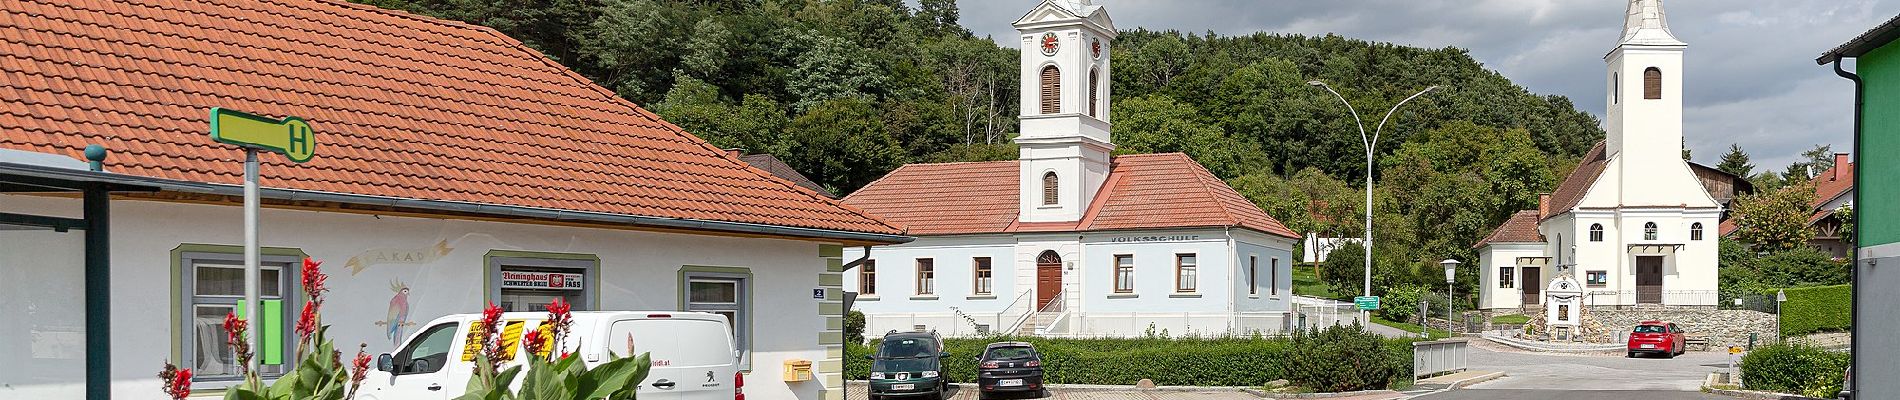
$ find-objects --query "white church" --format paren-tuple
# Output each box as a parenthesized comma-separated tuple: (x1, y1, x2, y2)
(842, 0, 1303, 337)
(1477, 0, 1723, 311)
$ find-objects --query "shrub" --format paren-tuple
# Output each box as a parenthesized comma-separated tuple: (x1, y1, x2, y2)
(845, 332, 1415, 390)
(845, 310, 866, 344)
(1285, 324, 1407, 392)
(1768, 285, 1852, 336)
(1740, 343, 1849, 397)
(1758, 248, 1849, 287)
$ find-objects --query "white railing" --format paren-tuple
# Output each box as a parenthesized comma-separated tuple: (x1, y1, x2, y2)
(1413, 338, 1469, 378)
(1292, 296, 1365, 331)
(1582, 290, 1720, 306)
(998, 290, 1038, 335)
(1036, 312, 1291, 338)
(1029, 290, 1067, 336)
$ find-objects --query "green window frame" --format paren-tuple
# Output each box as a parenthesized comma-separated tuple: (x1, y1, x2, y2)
(169, 244, 306, 388)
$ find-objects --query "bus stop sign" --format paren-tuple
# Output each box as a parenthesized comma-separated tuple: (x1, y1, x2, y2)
(210, 107, 315, 162)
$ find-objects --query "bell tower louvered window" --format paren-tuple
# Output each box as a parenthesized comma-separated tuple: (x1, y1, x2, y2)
(1042, 172, 1059, 205)
(1089, 68, 1100, 117)
(1039, 66, 1061, 114)
(1643, 67, 1662, 99)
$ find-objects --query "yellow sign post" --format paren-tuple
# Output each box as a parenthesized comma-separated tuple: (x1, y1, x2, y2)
(210, 107, 315, 163)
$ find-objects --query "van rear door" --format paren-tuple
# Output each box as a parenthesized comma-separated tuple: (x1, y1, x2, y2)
(606, 315, 738, 400)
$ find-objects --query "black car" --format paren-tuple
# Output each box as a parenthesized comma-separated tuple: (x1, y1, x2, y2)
(867, 331, 951, 400)
(974, 342, 1044, 399)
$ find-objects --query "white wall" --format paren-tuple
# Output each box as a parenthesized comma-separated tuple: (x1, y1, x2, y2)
(1477, 243, 1547, 310)
(0, 225, 88, 398)
(1, 194, 839, 400)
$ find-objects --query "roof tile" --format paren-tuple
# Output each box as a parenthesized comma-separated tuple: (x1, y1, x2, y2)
(0, 0, 900, 236)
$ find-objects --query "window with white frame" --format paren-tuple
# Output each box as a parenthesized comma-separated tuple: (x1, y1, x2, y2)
(1499, 267, 1514, 288)
(915, 258, 935, 295)
(178, 251, 299, 383)
(1270, 258, 1280, 296)
(1175, 254, 1197, 292)
(859, 260, 876, 295)
(1113, 255, 1134, 293)
(973, 257, 992, 295)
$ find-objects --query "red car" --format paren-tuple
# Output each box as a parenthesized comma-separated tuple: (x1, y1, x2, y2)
(1627, 321, 1687, 358)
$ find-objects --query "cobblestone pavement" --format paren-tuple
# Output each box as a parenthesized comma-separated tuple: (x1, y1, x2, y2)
(844, 384, 1266, 399)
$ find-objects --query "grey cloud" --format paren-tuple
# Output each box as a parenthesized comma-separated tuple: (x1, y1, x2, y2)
(950, 0, 1889, 169)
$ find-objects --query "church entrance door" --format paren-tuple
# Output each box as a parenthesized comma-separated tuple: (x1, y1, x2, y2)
(1520, 267, 1541, 305)
(1036, 250, 1062, 311)
(1637, 256, 1664, 304)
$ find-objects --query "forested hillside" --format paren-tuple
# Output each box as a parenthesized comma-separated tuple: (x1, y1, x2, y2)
(355, 0, 1606, 301)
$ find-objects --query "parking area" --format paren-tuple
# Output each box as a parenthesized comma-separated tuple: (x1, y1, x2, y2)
(844, 384, 1270, 400)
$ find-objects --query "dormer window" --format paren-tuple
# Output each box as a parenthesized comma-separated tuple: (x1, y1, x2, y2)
(1643, 67, 1662, 99)
(1040, 65, 1061, 114)
(1042, 172, 1059, 205)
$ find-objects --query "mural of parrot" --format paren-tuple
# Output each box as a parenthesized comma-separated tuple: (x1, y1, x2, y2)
(372, 279, 414, 346)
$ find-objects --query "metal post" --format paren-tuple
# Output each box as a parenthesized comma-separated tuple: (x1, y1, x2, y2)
(1448, 281, 1454, 336)
(83, 184, 110, 400)
(243, 149, 260, 371)
(1307, 82, 1437, 322)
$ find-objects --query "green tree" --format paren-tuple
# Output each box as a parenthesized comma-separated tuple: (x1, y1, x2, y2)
(1733, 181, 1817, 252)
(1112, 95, 1268, 179)
(1717, 143, 1755, 178)
(1758, 247, 1849, 287)
(780, 98, 907, 193)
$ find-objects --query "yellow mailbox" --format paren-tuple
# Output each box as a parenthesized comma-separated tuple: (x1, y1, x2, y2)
(783, 359, 814, 382)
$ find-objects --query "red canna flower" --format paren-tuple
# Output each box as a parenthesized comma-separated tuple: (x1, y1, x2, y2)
(543, 298, 573, 361)
(475, 302, 506, 373)
(523, 326, 549, 360)
(301, 257, 327, 301)
(157, 361, 192, 400)
(347, 344, 371, 400)
(222, 311, 252, 375)
(296, 301, 319, 342)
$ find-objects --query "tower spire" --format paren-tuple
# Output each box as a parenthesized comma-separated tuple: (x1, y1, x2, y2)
(1620, 0, 1684, 46)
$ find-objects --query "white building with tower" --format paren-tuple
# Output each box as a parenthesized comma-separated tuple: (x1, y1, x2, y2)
(842, 0, 1304, 338)
(1477, 0, 1723, 311)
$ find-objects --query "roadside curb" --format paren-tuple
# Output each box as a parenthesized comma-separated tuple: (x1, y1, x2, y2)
(844, 380, 1258, 393)
(1480, 333, 1623, 353)
(1702, 387, 1830, 400)
(1253, 389, 1403, 399)
(1444, 371, 1505, 389)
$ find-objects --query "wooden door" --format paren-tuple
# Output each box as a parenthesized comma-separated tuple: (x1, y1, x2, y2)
(1036, 250, 1062, 311)
(1637, 256, 1663, 304)
(1520, 267, 1541, 305)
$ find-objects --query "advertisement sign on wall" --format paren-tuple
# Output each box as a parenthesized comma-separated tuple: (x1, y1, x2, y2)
(500, 270, 584, 290)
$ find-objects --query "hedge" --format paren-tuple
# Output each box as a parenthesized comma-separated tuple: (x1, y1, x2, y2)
(1767, 285, 1851, 336)
(1740, 342, 1850, 398)
(845, 325, 1416, 390)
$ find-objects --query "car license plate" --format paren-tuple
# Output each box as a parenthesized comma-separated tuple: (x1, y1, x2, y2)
(892, 384, 914, 391)
(999, 379, 1024, 387)
(1641, 344, 1656, 349)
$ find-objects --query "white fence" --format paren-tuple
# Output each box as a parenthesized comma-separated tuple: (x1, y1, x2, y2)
(1292, 296, 1366, 331)
(1038, 312, 1291, 338)
(1412, 338, 1469, 378)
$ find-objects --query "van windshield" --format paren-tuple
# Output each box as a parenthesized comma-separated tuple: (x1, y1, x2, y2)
(871, 357, 937, 373)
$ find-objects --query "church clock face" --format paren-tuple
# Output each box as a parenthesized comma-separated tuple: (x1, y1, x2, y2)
(1040, 32, 1060, 56)
(1091, 38, 1102, 59)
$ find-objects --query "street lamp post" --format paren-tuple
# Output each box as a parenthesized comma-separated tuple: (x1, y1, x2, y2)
(1442, 259, 1462, 337)
(1307, 81, 1438, 322)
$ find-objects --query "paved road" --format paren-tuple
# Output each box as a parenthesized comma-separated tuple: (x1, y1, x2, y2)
(1413, 340, 1732, 399)
(845, 384, 1269, 400)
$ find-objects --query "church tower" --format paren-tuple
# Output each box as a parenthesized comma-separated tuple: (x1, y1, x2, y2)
(1604, 0, 1685, 170)
(1013, 0, 1116, 223)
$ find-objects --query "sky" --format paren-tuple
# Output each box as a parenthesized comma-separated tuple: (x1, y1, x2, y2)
(946, 0, 1892, 173)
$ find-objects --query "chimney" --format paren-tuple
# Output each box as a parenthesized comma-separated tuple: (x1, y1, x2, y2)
(1538, 193, 1551, 220)
(1834, 153, 1849, 181)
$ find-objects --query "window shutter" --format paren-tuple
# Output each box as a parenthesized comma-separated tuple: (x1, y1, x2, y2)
(1042, 172, 1059, 205)
(1643, 67, 1661, 99)
(1040, 66, 1061, 114)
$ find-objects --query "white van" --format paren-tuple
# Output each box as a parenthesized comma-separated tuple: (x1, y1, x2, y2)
(357, 311, 743, 400)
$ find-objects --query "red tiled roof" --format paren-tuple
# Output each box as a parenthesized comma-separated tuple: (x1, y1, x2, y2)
(842, 153, 1299, 238)
(1475, 210, 1545, 248)
(0, 0, 900, 236)
(740, 153, 836, 199)
(1808, 161, 1855, 225)
(1544, 142, 1609, 220)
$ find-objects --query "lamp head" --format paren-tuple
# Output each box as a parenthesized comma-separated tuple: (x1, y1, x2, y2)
(1440, 259, 1461, 283)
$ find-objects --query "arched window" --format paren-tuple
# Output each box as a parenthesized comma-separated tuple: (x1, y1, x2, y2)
(1089, 67, 1100, 117)
(1643, 67, 1662, 99)
(1042, 171, 1059, 205)
(1691, 222, 1704, 241)
(1612, 72, 1620, 104)
(1037, 250, 1062, 265)
(1644, 222, 1659, 241)
(1589, 224, 1604, 242)
(1039, 65, 1061, 114)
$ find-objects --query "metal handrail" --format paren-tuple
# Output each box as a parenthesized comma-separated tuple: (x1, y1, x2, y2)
(999, 290, 1037, 335)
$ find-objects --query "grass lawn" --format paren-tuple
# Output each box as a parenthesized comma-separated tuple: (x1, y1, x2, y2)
(1372, 316, 1452, 340)
(1291, 264, 1344, 299)
(1491, 314, 1531, 325)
